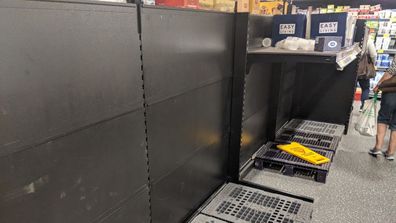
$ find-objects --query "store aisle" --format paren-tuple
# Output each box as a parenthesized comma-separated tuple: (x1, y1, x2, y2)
(244, 102, 396, 223)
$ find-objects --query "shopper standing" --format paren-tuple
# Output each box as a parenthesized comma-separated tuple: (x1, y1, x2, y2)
(370, 60, 396, 161)
(357, 27, 377, 112)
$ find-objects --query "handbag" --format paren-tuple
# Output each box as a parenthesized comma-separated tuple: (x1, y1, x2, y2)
(357, 52, 376, 79)
(379, 75, 396, 92)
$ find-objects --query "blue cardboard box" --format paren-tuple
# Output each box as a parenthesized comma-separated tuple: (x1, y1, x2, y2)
(311, 13, 348, 46)
(272, 14, 307, 46)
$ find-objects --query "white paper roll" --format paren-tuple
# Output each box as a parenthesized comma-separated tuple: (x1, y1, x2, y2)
(262, 38, 272, 48)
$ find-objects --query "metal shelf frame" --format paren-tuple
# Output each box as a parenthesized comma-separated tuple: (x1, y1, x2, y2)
(226, 12, 315, 203)
(243, 46, 359, 139)
(227, 14, 359, 196)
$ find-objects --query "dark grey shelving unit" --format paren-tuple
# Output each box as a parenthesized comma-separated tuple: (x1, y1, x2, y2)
(246, 46, 360, 137)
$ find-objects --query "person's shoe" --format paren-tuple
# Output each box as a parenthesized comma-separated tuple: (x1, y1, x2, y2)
(359, 109, 363, 113)
(368, 148, 383, 156)
(383, 151, 395, 161)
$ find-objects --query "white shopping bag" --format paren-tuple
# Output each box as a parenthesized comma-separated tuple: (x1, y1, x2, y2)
(355, 95, 378, 136)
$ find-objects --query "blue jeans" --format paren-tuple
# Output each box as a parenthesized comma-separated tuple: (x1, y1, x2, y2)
(378, 92, 396, 131)
(358, 78, 370, 109)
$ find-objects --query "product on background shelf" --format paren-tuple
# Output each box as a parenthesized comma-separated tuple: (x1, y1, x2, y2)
(258, 0, 287, 15)
(391, 39, 396, 48)
(391, 23, 396, 35)
(378, 10, 386, 19)
(349, 8, 359, 17)
(186, 0, 199, 8)
(143, 0, 155, 5)
(359, 4, 370, 16)
(386, 10, 392, 19)
(335, 6, 344, 13)
(249, 0, 260, 14)
(378, 21, 391, 35)
(358, 14, 379, 20)
(199, 0, 214, 10)
(383, 37, 391, 50)
(297, 9, 307, 14)
(296, 3, 382, 19)
(375, 61, 382, 68)
(376, 37, 384, 50)
(374, 16, 396, 51)
(236, 0, 248, 12)
(366, 20, 379, 29)
(213, 0, 235, 12)
(371, 4, 381, 12)
(155, 0, 236, 11)
(312, 8, 320, 14)
(376, 54, 394, 73)
(327, 4, 334, 13)
(156, 0, 199, 8)
(381, 54, 390, 60)
(381, 59, 390, 68)
(320, 8, 327, 14)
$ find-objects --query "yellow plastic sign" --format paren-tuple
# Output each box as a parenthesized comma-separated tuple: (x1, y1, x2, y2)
(378, 49, 384, 53)
(276, 142, 330, 165)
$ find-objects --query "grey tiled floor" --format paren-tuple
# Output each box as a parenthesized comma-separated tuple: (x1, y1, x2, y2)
(243, 102, 396, 223)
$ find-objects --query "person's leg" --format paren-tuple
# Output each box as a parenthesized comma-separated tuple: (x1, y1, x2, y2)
(375, 123, 387, 150)
(387, 131, 396, 155)
(359, 79, 370, 110)
(385, 93, 396, 159)
(371, 93, 390, 155)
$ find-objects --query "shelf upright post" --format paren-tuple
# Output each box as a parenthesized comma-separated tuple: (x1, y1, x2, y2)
(227, 12, 249, 182)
